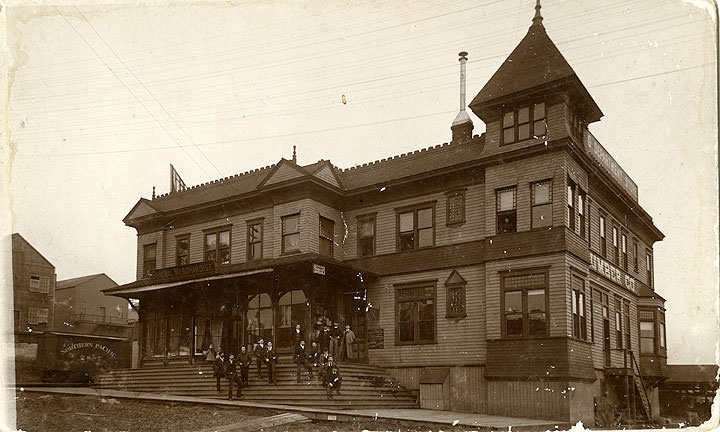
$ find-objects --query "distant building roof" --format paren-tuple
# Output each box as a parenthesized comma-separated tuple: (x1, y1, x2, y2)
(57, 273, 116, 290)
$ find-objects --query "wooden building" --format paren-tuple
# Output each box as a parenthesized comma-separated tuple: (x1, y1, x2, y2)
(107, 2, 667, 424)
(12, 233, 56, 340)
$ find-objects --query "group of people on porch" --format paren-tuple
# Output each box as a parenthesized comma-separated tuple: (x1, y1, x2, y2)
(207, 322, 355, 400)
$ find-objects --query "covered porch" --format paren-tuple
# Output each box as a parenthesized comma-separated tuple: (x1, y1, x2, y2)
(105, 254, 375, 366)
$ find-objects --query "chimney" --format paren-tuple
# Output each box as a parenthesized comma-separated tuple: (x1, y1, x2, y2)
(451, 51, 474, 143)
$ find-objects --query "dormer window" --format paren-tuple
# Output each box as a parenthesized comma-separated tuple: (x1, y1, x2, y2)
(502, 102, 546, 144)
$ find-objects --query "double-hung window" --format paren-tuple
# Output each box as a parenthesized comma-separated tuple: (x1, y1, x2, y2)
(205, 228, 231, 264)
(621, 233, 628, 271)
(624, 302, 631, 349)
(572, 276, 587, 340)
(357, 214, 376, 257)
(612, 226, 619, 264)
(143, 243, 157, 277)
(639, 310, 655, 354)
(531, 180, 552, 228)
(397, 205, 434, 251)
(319, 216, 335, 257)
(599, 216, 607, 256)
(396, 283, 436, 344)
(176, 236, 190, 266)
(29, 275, 50, 293)
(633, 240, 639, 272)
(502, 271, 547, 338)
(615, 298, 623, 349)
(578, 190, 586, 238)
(282, 214, 300, 254)
(496, 187, 517, 234)
(646, 251, 653, 288)
(567, 180, 576, 231)
(247, 220, 263, 260)
(28, 307, 49, 325)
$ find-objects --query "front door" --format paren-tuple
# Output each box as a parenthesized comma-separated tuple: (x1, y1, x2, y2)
(276, 289, 309, 351)
(343, 293, 368, 362)
(246, 293, 274, 346)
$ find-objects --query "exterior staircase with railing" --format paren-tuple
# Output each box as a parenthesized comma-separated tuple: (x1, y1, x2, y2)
(92, 358, 418, 409)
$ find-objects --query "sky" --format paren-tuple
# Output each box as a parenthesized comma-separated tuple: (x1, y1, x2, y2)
(1, 0, 717, 366)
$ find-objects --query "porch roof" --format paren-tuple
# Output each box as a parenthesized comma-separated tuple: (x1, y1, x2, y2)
(104, 253, 376, 297)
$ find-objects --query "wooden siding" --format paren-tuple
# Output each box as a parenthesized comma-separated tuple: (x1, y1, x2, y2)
(388, 366, 487, 413)
(487, 379, 570, 421)
(314, 165, 340, 188)
(483, 151, 568, 237)
(367, 265, 486, 366)
(485, 253, 568, 339)
(264, 163, 304, 185)
(342, 184, 485, 260)
(11, 235, 57, 331)
(486, 337, 595, 380)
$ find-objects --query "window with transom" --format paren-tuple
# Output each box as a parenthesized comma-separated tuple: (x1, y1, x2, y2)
(397, 205, 434, 251)
(496, 187, 517, 234)
(282, 214, 300, 254)
(396, 283, 436, 345)
(531, 180, 552, 228)
(502, 271, 548, 338)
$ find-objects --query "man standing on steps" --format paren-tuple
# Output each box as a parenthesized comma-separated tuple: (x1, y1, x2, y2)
(294, 340, 313, 383)
(329, 322, 341, 358)
(238, 345, 251, 387)
(225, 354, 242, 400)
(212, 351, 225, 393)
(254, 338, 266, 380)
(341, 324, 356, 362)
(265, 341, 278, 384)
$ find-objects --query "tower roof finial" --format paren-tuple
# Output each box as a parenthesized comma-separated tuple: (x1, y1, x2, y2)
(292, 145, 297, 163)
(532, 0, 543, 26)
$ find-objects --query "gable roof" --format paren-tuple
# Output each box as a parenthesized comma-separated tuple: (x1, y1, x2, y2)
(12, 233, 55, 269)
(259, 158, 309, 187)
(469, 15, 602, 122)
(56, 273, 105, 290)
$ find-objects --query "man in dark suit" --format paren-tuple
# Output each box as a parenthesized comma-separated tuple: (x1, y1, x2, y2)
(238, 345, 251, 387)
(212, 351, 225, 393)
(254, 338, 266, 379)
(325, 356, 342, 398)
(265, 341, 278, 384)
(225, 354, 242, 400)
(294, 340, 313, 383)
(318, 326, 330, 353)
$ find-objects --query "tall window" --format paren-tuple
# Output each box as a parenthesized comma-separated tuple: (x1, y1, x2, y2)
(633, 240, 639, 272)
(247, 293, 273, 344)
(624, 302, 631, 349)
(599, 216, 607, 256)
(589, 288, 595, 342)
(502, 271, 547, 338)
(29, 275, 50, 293)
(578, 190, 586, 238)
(496, 187, 517, 234)
(319, 216, 335, 257)
(567, 180, 575, 231)
(205, 229, 230, 264)
(659, 320, 666, 349)
(396, 283, 436, 345)
(602, 292, 610, 365)
(621, 233, 628, 271)
(531, 180, 552, 228)
(397, 205, 434, 251)
(143, 243, 157, 277)
(646, 251, 653, 288)
(572, 276, 587, 340)
(639, 310, 655, 354)
(615, 298, 623, 349)
(612, 226, 619, 263)
(247, 220, 263, 260)
(502, 102, 546, 144)
(446, 190, 466, 226)
(27, 307, 49, 325)
(176, 236, 190, 266)
(282, 214, 300, 253)
(357, 214, 376, 257)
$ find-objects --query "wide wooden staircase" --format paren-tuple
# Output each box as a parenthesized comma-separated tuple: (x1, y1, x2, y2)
(92, 358, 418, 409)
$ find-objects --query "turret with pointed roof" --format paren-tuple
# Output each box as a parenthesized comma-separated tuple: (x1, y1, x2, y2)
(469, 0, 602, 124)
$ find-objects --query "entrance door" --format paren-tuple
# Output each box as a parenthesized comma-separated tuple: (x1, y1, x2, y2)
(246, 293, 273, 346)
(343, 293, 368, 362)
(276, 289, 308, 350)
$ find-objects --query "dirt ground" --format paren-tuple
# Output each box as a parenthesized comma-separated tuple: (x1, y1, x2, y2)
(14, 391, 470, 432)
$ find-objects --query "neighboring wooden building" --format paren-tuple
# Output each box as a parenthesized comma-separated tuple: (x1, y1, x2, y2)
(12, 233, 56, 341)
(107, 3, 667, 424)
(54, 273, 132, 338)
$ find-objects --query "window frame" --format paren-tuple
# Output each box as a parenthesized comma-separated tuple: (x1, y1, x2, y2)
(646, 250, 653, 288)
(27, 307, 49, 325)
(356, 213, 377, 257)
(633, 240, 639, 272)
(578, 189, 587, 238)
(445, 189, 466, 227)
(599, 215, 607, 257)
(143, 243, 157, 277)
(612, 226, 619, 264)
(500, 268, 550, 339)
(639, 309, 656, 354)
(175, 235, 190, 266)
(621, 232, 628, 271)
(531, 179, 553, 229)
(204, 226, 232, 264)
(29, 275, 50, 293)
(445, 271, 467, 319)
(624, 302, 631, 349)
(319, 216, 335, 257)
(615, 297, 623, 349)
(281, 213, 301, 254)
(572, 276, 587, 340)
(395, 281, 437, 345)
(496, 186, 517, 234)
(246, 218, 264, 261)
(567, 179, 576, 231)
(501, 102, 547, 145)
(395, 202, 436, 252)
